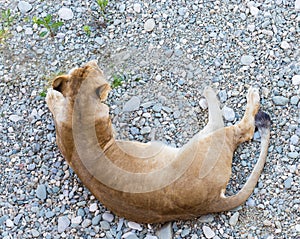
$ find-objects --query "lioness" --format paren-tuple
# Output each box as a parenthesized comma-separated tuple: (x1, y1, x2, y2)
(46, 60, 271, 223)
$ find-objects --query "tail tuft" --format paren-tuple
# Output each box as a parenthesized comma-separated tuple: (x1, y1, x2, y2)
(255, 111, 271, 130)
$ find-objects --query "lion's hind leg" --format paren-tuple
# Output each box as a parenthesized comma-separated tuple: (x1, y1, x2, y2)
(200, 87, 224, 136)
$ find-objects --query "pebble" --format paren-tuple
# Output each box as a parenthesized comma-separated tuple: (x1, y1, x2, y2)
(133, 3, 141, 13)
(102, 212, 114, 222)
(229, 212, 239, 226)
(89, 203, 98, 212)
(272, 96, 289, 106)
(58, 7, 74, 20)
(290, 96, 299, 105)
(141, 126, 151, 135)
(222, 106, 235, 121)
(156, 223, 172, 239)
(280, 41, 290, 50)
(240, 55, 254, 66)
(123, 96, 141, 112)
(95, 37, 104, 45)
(218, 90, 227, 103)
(57, 216, 70, 233)
(295, 0, 300, 10)
(6, 219, 14, 228)
(284, 177, 293, 189)
(202, 226, 215, 238)
(290, 135, 299, 145)
(292, 75, 300, 85)
(100, 220, 110, 230)
(128, 221, 143, 231)
(144, 19, 155, 32)
(31, 229, 40, 238)
(153, 103, 162, 112)
(9, 115, 23, 123)
(82, 219, 92, 228)
(36, 184, 47, 200)
(18, 1, 32, 13)
(92, 215, 101, 225)
(25, 27, 33, 35)
(122, 232, 139, 239)
(71, 216, 82, 225)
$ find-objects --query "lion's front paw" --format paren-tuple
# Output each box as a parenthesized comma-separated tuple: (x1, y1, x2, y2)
(247, 87, 260, 114)
(46, 89, 65, 114)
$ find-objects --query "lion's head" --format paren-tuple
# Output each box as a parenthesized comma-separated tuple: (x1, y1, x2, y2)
(52, 60, 111, 102)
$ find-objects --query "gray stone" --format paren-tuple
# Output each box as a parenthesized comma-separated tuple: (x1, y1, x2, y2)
(6, 219, 14, 227)
(123, 96, 141, 112)
(153, 103, 162, 112)
(31, 229, 40, 238)
(218, 90, 227, 103)
(222, 106, 235, 121)
(58, 216, 70, 233)
(36, 184, 47, 200)
(92, 215, 101, 225)
(292, 75, 300, 85)
(288, 152, 299, 159)
(198, 214, 214, 223)
(99, 220, 110, 230)
(290, 135, 299, 145)
(9, 115, 23, 122)
(178, 7, 187, 16)
(128, 221, 142, 231)
(284, 177, 293, 189)
(58, 7, 74, 20)
(272, 96, 289, 106)
(296, 0, 300, 10)
(133, 3, 141, 13)
(290, 96, 299, 105)
(229, 212, 239, 226)
(141, 126, 151, 135)
(144, 19, 155, 32)
(71, 216, 82, 225)
(202, 225, 215, 238)
(18, 1, 32, 13)
(181, 228, 191, 237)
(241, 55, 254, 65)
(157, 222, 172, 239)
(122, 232, 139, 239)
(82, 219, 92, 228)
(95, 37, 104, 45)
(102, 212, 114, 222)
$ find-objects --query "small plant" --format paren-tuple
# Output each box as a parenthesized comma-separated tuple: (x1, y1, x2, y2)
(1, 9, 14, 27)
(111, 74, 124, 88)
(83, 25, 91, 36)
(33, 14, 63, 38)
(96, 0, 109, 16)
(40, 91, 47, 97)
(0, 9, 14, 43)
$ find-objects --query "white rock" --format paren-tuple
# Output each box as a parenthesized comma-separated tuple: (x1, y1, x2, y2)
(247, 24, 255, 32)
(156, 222, 172, 239)
(25, 27, 33, 35)
(57, 216, 70, 233)
(202, 226, 215, 238)
(95, 37, 104, 45)
(240, 55, 254, 66)
(71, 216, 82, 224)
(16, 26, 23, 32)
(280, 41, 290, 49)
(145, 236, 158, 239)
(58, 7, 74, 20)
(229, 212, 239, 226)
(128, 221, 143, 231)
(250, 6, 259, 16)
(9, 115, 23, 123)
(133, 3, 141, 13)
(102, 212, 114, 222)
(292, 75, 300, 85)
(18, 1, 32, 13)
(295, 224, 300, 232)
(123, 96, 141, 112)
(295, 0, 300, 10)
(6, 219, 14, 227)
(144, 19, 155, 32)
(222, 106, 235, 121)
(89, 203, 98, 212)
(199, 98, 208, 110)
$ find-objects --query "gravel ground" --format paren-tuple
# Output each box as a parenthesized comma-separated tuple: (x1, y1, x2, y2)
(0, 0, 299, 238)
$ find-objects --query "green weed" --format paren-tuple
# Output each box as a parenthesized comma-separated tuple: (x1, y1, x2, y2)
(83, 25, 91, 36)
(111, 74, 124, 88)
(33, 14, 63, 38)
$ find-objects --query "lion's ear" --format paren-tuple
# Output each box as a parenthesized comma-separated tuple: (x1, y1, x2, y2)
(96, 84, 111, 101)
(52, 75, 69, 92)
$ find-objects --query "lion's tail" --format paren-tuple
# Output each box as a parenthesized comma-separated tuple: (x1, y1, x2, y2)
(211, 111, 271, 212)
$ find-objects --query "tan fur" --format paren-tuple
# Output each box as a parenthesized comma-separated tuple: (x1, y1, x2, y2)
(46, 61, 270, 223)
